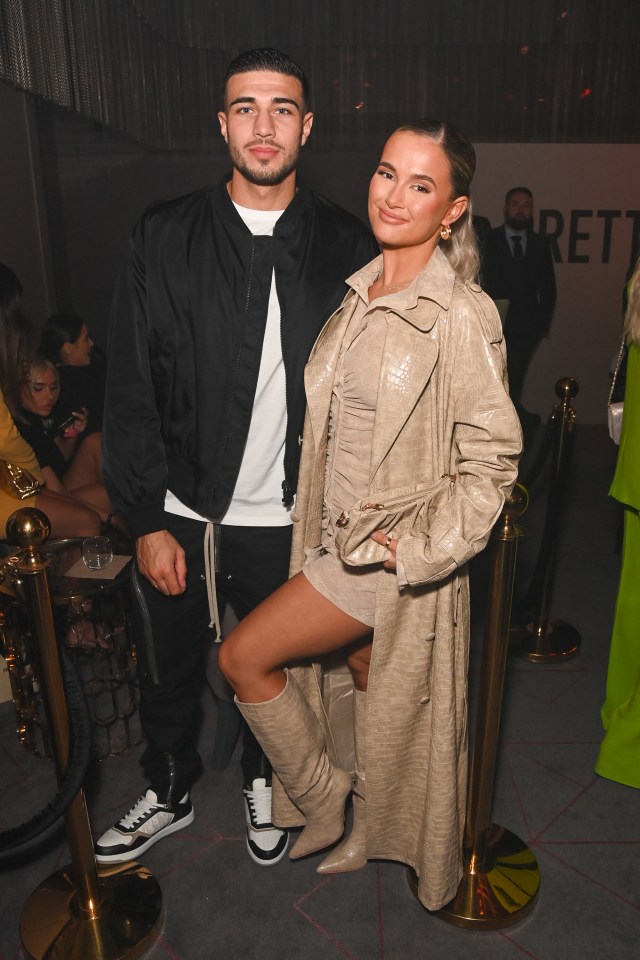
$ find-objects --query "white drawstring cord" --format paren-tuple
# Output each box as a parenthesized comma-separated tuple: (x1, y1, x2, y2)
(204, 521, 223, 642)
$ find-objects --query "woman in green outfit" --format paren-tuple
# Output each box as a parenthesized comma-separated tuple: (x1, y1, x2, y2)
(596, 257, 640, 789)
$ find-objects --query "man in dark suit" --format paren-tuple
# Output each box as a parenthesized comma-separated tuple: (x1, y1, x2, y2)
(483, 186, 556, 440)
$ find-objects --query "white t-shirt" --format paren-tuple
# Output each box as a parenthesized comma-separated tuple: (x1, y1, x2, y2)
(165, 202, 292, 527)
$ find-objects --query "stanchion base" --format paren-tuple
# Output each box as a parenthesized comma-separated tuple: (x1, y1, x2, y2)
(20, 861, 163, 960)
(511, 619, 581, 663)
(408, 826, 540, 930)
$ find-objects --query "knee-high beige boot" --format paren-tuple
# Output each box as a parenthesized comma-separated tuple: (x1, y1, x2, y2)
(317, 687, 367, 874)
(235, 671, 352, 861)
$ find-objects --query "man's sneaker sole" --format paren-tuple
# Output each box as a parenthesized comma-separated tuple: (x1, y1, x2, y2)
(95, 807, 195, 864)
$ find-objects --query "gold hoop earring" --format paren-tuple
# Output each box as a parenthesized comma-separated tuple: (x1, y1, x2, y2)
(440, 223, 452, 241)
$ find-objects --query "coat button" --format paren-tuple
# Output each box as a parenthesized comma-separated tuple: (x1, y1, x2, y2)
(420, 695, 430, 705)
(291, 512, 300, 523)
(425, 632, 435, 641)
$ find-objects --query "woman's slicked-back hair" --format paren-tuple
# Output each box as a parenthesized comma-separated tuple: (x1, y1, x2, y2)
(222, 47, 309, 107)
(394, 119, 480, 284)
(40, 312, 85, 364)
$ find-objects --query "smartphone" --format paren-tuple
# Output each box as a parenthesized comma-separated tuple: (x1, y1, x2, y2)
(56, 415, 77, 435)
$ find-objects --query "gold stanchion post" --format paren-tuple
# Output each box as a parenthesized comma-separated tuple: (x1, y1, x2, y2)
(513, 377, 581, 662)
(6, 508, 163, 960)
(426, 486, 541, 929)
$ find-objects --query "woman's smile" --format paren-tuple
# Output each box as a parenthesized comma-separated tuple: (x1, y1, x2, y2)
(377, 207, 409, 225)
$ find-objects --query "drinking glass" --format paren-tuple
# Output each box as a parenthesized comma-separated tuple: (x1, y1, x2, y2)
(82, 536, 113, 570)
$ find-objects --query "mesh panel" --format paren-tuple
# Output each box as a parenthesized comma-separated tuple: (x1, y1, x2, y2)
(1, 0, 639, 149)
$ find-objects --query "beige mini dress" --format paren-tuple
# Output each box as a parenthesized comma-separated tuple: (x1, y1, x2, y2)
(303, 284, 394, 628)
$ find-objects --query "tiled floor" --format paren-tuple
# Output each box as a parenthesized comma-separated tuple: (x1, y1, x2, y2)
(1, 425, 639, 959)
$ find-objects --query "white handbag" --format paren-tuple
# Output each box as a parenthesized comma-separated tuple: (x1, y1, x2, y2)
(608, 401, 624, 445)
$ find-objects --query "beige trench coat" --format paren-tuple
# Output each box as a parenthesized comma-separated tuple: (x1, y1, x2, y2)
(273, 249, 522, 910)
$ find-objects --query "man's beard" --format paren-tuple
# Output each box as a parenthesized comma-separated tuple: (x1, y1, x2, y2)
(506, 215, 533, 232)
(229, 142, 299, 187)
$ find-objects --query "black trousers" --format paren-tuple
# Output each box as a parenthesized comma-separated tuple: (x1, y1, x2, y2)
(504, 321, 542, 406)
(130, 513, 292, 800)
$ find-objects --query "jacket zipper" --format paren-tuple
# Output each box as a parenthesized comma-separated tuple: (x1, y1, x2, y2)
(274, 246, 293, 506)
(211, 235, 255, 503)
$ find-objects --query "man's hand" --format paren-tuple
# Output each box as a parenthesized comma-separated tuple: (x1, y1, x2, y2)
(136, 530, 187, 595)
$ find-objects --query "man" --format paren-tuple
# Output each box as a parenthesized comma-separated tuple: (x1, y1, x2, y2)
(482, 186, 556, 440)
(96, 48, 377, 867)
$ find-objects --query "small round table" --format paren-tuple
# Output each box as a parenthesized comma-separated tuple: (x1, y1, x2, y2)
(44, 537, 142, 759)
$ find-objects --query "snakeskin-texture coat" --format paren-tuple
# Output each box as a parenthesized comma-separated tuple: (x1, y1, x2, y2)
(273, 248, 522, 911)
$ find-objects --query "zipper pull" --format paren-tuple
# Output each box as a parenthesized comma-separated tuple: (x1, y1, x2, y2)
(281, 479, 293, 506)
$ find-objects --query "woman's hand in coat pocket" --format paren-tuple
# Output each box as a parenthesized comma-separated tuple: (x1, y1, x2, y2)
(369, 530, 398, 569)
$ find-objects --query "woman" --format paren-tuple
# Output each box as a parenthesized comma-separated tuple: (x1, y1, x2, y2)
(40, 312, 106, 434)
(18, 355, 86, 476)
(595, 256, 640, 789)
(0, 384, 45, 540)
(0, 262, 101, 539)
(18, 355, 115, 526)
(218, 121, 521, 910)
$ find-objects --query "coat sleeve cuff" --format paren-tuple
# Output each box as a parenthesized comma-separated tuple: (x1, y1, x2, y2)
(124, 503, 170, 540)
(396, 535, 460, 586)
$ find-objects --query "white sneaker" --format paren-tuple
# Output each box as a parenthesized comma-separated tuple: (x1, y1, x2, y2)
(94, 788, 194, 864)
(243, 777, 289, 866)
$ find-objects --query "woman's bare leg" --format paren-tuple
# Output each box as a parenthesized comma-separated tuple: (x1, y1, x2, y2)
(63, 431, 103, 490)
(219, 571, 372, 703)
(345, 639, 372, 692)
(62, 433, 128, 530)
(35, 489, 102, 538)
(221, 572, 374, 861)
(66, 481, 112, 521)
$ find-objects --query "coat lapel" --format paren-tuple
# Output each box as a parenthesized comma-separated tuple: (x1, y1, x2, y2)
(304, 292, 358, 451)
(369, 312, 439, 480)
(305, 248, 452, 479)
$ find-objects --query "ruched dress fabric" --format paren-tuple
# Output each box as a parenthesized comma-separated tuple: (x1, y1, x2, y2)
(303, 289, 389, 628)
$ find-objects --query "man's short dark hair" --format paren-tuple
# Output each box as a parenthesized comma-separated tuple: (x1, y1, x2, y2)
(222, 48, 310, 107)
(505, 186, 533, 204)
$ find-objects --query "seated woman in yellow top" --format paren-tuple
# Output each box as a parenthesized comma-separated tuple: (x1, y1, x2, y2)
(0, 261, 101, 540)
(0, 385, 44, 538)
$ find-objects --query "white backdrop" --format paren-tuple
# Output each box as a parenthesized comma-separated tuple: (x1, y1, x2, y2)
(473, 144, 640, 424)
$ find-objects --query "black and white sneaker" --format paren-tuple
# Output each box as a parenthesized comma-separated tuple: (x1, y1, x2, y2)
(243, 777, 289, 866)
(94, 788, 194, 864)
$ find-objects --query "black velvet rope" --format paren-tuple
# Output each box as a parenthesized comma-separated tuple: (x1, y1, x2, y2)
(512, 416, 576, 621)
(0, 645, 92, 852)
(519, 414, 556, 493)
